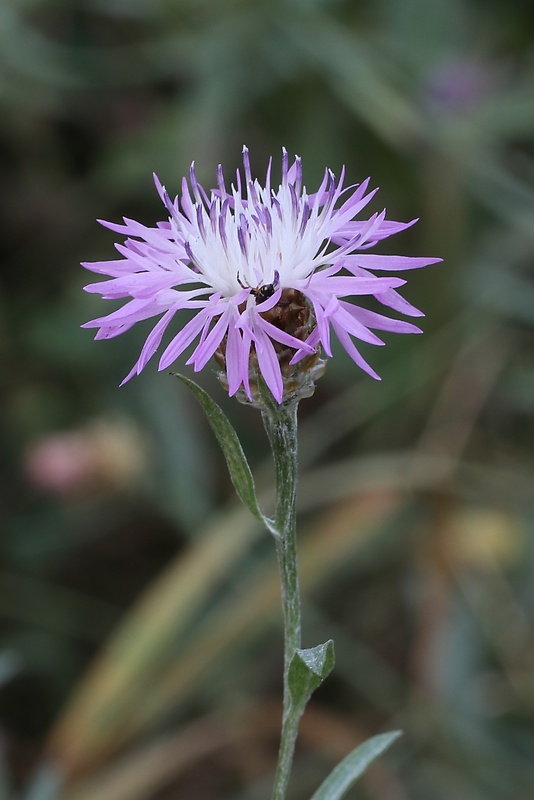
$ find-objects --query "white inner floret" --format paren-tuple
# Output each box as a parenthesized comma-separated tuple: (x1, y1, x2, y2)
(178, 178, 332, 299)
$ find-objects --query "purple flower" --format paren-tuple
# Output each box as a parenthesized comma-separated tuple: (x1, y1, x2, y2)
(83, 147, 440, 403)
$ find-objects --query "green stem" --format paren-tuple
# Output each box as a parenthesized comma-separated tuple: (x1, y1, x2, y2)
(261, 401, 302, 800)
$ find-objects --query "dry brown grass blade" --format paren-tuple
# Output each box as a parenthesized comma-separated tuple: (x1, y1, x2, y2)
(61, 490, 406, 798)
(47, 503, 261, 777)
(105, 491, 406, 754)
(49, 448, 460, 783)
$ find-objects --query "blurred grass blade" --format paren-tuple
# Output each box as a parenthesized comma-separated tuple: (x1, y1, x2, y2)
(23, 765, 63, 800)
(172, 373, 270, 528)
(48, 503, 262, 777)
(309, 731, 402, 800)
(128, 494, 405, 736)
(63, 715, 238, 800)
(281, 12, 420, 146)
(50, 476, 407, 778)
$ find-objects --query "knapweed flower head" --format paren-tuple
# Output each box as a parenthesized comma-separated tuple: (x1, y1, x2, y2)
(83, 147, 440, 404)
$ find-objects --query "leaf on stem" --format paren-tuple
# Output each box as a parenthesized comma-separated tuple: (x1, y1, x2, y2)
(171, 374, 271, 528)
(288, 640, 335, 709)
(309, 730, 402, 800)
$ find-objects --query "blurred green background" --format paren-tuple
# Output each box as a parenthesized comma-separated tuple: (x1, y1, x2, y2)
(2, 0, 534, 798)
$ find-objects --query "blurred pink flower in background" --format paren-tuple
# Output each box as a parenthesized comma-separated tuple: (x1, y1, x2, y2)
(23, 419, 150, 497)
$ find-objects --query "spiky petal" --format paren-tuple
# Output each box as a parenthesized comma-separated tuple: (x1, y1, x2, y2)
(83, 147, 441, 403)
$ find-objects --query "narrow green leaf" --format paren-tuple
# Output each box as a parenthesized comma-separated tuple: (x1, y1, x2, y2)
(288, 640, 335, 709)
(172, 374, 268, 526)
(310, 731, 402, 800)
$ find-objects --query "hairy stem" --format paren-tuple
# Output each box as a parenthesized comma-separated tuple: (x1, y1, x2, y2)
(262, 401, 302, 800)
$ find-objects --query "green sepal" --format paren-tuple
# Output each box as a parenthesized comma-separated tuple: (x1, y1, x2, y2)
(172, 374, 272, 530)
(309, 731, 402, 800)
(288, 640, 335, 709)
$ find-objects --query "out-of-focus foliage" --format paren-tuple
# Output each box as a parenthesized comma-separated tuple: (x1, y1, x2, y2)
(2, 0, 534, 798)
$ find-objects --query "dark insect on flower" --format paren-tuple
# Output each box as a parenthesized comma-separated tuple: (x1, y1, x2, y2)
(238, 271, 279, 305)
(252, 283, 276, 304)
